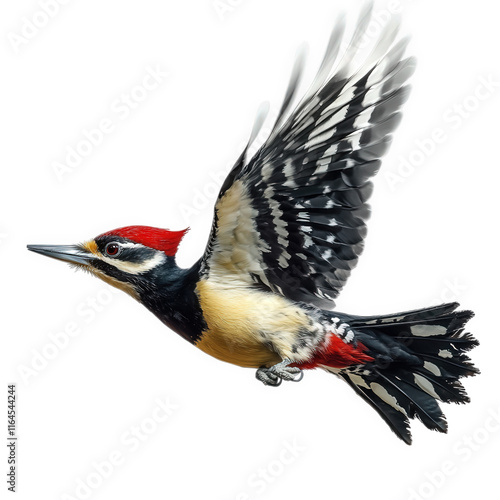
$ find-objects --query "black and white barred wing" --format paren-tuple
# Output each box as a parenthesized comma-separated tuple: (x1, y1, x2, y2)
(201, 6, 415, 307)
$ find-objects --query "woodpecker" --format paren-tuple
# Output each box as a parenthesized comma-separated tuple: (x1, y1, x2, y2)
(28, 6, 478, 444)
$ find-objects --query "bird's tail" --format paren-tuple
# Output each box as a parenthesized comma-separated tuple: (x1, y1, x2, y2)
(325, 303, 479, 444)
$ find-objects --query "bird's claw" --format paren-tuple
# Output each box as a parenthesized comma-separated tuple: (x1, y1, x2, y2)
(256, 360, 304, 386)
(256, 368, 282, 386)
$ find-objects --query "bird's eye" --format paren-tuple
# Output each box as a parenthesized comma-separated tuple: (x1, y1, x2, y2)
(105, 242, 121, 257)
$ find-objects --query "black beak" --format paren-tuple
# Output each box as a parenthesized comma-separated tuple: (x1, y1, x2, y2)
(27, 244, 93, 266)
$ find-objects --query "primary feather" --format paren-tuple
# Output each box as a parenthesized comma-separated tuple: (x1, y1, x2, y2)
(201, 4, 415, 307)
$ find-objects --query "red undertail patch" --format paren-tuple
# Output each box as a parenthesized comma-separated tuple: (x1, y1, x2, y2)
(293, 333, 374, 370)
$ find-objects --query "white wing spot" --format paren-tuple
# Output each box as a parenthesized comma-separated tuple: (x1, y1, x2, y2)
(438, 349, 453, 359)
(278, 253, 290, 268)
(353, 106, 374, 129)
(371, 383, 408, 416)
(322, 249, 332, 260)
(261, 164, 273, 182)
(414, 374, 441, 400)
(344, 330, 354, 343)
(283, 160, 295, 179)
(348, 373, 370, 390)
(423, 361, 441, 376)
(411, 325, 447, 337)
(313, 162, 330, 176)
(324, 144, 338, 156)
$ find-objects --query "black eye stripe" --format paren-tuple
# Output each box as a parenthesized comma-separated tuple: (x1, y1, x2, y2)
(119, 247, 158, 263)
(95, 236, 159, 263)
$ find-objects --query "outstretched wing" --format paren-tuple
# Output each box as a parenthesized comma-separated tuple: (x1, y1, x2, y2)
(200, 5, 415, 308)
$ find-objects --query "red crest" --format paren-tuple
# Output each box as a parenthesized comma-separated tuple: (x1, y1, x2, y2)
(101, 226, 188, 256)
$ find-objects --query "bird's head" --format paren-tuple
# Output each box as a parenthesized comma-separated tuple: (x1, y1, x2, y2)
(27, 226, 188, 299)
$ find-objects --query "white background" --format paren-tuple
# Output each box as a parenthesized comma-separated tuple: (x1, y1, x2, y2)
(2, 1, 499, 499)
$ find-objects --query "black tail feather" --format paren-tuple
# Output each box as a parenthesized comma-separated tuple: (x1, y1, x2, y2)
(396, 365, 470, 404)
(340, 371, 413, 444)
(375, 370, 447, 432)
(336, 302, 479, 444)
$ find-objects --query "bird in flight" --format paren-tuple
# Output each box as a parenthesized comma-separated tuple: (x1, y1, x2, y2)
(28, 5, 478, 444)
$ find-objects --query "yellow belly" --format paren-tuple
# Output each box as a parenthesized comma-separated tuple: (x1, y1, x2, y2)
(195, 326, 281, 368)
(194, 279, 312, 368)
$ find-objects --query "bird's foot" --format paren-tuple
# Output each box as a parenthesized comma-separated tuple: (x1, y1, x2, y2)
(256, 359, 304, 386)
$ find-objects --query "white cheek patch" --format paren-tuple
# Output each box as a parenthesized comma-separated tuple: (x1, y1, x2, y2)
(102, 251, 166, 275)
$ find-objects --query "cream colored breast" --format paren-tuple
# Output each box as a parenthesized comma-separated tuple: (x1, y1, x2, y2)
(194, 279, 314, 368)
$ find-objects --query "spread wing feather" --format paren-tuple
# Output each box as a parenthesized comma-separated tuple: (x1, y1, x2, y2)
(201, 5, 415, 307)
